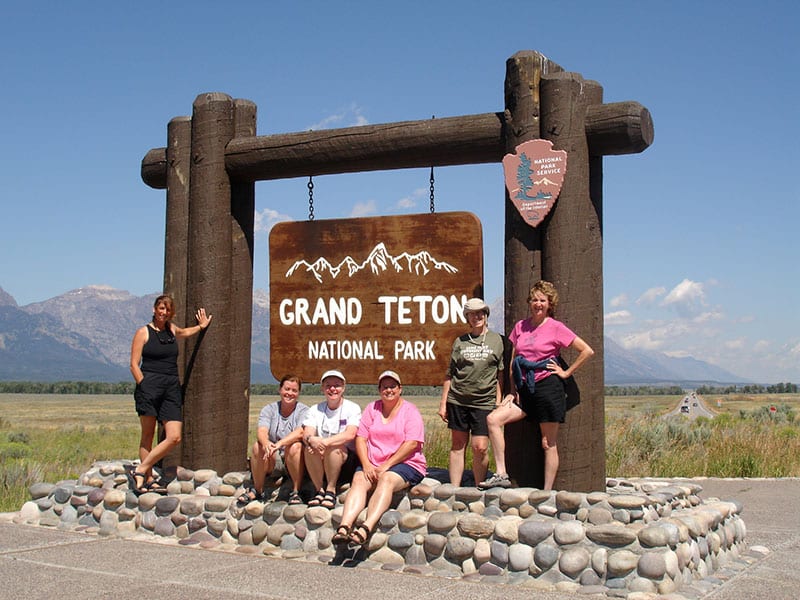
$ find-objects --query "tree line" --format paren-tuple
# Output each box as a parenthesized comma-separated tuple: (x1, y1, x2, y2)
(1, 381, 796, 396)
(0, 381, 442, 396)
(694, 382, 798, 395)
(606, 383, 798, 396)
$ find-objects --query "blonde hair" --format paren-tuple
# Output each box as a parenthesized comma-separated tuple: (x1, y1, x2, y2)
(528, 281, 559, 316)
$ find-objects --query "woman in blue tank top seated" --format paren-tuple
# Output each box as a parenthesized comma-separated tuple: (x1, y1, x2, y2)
(128, 294, 212, 494)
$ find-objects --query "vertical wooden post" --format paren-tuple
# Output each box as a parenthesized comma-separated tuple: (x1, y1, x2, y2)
(503, 51, 560, 488)
(539, 72, 605, 491)
(228, 99, 257, 466)
(183, 92, 238, 473)
(160, 115, 192, 470)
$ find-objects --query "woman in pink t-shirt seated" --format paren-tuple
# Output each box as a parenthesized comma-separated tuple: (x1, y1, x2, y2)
(333, 370, 427, 547)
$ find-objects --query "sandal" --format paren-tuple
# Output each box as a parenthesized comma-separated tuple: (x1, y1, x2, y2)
(331, 524, 351, 545)
(125, 466, 148, 494)
(237, 487, 260, 506)
(287, 490, 303, 505)
(320, 491, 336, 509)
(349, 523, 373, 546)
(144, 480, 168, 494)
(308, 489, 326, 507)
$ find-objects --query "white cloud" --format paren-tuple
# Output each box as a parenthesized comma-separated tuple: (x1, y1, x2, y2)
(724, 338, 746, 350)
(604, 309, 633, 326)
(754, 340, 771, 352)
(662, 279, 706, 308)
(620, 330, 665, 351)
(396, 187, 426, 210)
(636, 286, 666, 305)
(254, 208, 291, 236)
(350, 200, 377, 217)
(692, 310, 723, 324)
(306, 103, 369, 131)
(609, 294, 628, 308)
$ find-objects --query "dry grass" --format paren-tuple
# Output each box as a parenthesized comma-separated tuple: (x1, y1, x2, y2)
(2, 392, 799, 512)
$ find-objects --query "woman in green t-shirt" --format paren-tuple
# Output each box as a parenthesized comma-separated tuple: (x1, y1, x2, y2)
(438, 298, 505, 487)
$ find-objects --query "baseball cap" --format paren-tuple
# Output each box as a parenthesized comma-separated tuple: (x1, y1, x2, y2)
(378, 370, 401, 386)
(320, 369, 346, 384)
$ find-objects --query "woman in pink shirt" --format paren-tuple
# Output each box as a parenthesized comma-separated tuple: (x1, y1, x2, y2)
(333, 370, 426, 546)
(482, 281, 593, 491)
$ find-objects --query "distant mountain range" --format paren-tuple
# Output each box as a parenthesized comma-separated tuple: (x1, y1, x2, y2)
(0, 285, 748, 385)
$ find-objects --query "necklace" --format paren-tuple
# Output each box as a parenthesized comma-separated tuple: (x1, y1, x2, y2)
(468, 329, 487, 345)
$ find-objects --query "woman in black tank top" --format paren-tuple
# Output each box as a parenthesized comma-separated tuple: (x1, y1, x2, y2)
(128, 294, 212, 494)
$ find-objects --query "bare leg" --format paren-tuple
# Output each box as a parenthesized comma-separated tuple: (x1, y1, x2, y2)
(138, 415, 157, 477)
(338, 470, 373, 528)
(322, 447, 347, 493)
(283, 440, 305, 492)
(470, 434, 489, 485)
(250, 440, 276, 494)
(486, 402, 526, 476)
(540, 422, 560, 490)
(361, 471, 408, 531)
(138, 420, 181, 476)
(304, 446, 325, 492)
(448, 430, 468, 486)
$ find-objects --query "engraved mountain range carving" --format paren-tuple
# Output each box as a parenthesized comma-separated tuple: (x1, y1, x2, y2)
(285, 242, 459, 283)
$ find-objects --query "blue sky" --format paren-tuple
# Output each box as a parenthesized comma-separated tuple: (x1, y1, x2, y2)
(1, 1, 797, 383)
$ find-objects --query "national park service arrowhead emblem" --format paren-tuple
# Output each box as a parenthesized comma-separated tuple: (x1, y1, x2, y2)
(502, 139, 567, 228)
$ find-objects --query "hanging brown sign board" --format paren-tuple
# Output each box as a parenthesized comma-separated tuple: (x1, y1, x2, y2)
(269, 212, 483, 385)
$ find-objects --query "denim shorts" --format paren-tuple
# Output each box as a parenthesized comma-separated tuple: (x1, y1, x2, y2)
(356, 463, 424, 485)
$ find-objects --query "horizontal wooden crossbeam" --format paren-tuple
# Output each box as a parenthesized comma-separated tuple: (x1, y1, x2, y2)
(141, 102, 653, 189)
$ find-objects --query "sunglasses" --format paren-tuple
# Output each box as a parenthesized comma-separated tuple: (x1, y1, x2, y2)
(156, 329, 176, 344)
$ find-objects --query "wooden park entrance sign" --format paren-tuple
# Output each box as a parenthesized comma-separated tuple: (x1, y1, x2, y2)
(140, 50, 654, 490)
(269, 212, 482, 385)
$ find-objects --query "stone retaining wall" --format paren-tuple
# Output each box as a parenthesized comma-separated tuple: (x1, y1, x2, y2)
(15, 461, 747, 596)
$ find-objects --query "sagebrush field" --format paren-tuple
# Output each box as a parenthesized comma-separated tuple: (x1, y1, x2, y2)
(2, 392, 799, 512)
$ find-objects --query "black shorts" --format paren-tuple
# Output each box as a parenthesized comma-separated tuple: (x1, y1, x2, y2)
(134, 372, 183, 422)
(519, 374, 566, 423)
(446, 403, 490, 436)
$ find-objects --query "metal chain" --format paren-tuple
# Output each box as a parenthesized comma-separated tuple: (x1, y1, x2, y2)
(307, 176, 315, 221)
(429, 115, 435, 213)
(429, 166, 435, 213)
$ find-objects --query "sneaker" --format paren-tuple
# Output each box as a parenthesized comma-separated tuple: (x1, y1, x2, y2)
(478, 473, 512, 489)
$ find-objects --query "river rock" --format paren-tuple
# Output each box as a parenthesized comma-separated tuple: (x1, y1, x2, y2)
(493, 515, 522, 543)
(559, 547, 590, 578)
(586, 523, 637, 546)
(518, 519, 554, 546)
(553, 520, 584, 545)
